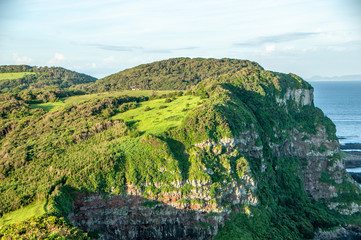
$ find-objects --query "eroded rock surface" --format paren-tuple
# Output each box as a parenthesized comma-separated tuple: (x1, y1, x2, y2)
(68, 84, 360, 239)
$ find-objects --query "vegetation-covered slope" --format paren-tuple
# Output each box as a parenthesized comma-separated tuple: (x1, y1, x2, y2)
(0, 58, 360, 239)
(0, 65, 97, 92)
(87, 57, 263, 92)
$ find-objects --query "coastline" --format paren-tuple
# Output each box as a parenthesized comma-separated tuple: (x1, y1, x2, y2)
(342, 143, 361, 168)
(343, 143, 361, 185)
(343, 151, 361, 168)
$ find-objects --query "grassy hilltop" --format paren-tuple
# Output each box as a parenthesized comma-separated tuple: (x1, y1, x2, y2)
(0, 65, 96, 92)
(0, 58, 360, 239)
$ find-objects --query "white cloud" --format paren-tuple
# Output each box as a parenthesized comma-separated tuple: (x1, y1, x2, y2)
(2, 0, 361, 77)
(13, 53, 33, 64)
(91, 63, 97, 68)
(48, 53, 66, 66)
(265, 44, 275, 53)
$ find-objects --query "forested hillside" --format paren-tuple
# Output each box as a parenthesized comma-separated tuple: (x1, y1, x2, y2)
(85, 57, 263, 92)
(0, 65, 97, 92)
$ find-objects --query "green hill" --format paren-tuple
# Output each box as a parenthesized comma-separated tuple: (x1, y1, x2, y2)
(0, 58, 360, 239)
(0, 65, 97, 92)
(86, 57, 263, 92)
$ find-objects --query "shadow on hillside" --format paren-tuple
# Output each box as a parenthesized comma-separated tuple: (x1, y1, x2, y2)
(164, 137, 190, 180)
(68, 192, 221, 240)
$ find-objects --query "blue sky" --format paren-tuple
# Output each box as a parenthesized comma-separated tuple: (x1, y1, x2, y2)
(0, 0, 360, 78)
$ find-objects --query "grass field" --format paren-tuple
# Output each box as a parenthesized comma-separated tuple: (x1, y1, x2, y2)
(30, 90, 173, 112)
(30, 101, 65, 112)
(112, 95, 202, 134)
(0, 72, 36, 80)
(0, 200, 47, 226)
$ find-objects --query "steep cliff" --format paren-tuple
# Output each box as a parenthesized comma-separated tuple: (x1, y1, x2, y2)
(67, 65, 360, 239)
(1, 58, 360, 239)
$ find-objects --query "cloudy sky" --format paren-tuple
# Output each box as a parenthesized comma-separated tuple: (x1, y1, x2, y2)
(0, 0, 360, 78)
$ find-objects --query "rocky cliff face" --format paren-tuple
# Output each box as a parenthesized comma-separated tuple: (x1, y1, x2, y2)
(68, 82, 360, 239)
(194, 125, 346, 202)
(276, 88, 314, 107)
(69, 194, 221, 240)
(315, 225, 361, 240)
(275, 88, 359, 203)
(69, 177, 257, 239)
(69, 133, 259, 239)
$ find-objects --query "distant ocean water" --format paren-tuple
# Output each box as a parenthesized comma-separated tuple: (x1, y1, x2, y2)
(310, 81, 361, 145)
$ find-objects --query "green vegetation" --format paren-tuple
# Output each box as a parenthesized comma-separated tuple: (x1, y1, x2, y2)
(0, 65, 96, 92)
(112, 95, 202, 134)
(0, 216, 88, 239)
(217, 156, 344, 240)
(87, 57, 263, 92)
(0, 58, 359, 239)
(30, 101, 65, 112)
(169, 67, 322, 146)
(216, 203, 342, 240)
(0, 72, 36, 81)
(319, 172, 337, 185)
(0, 201, 47, 226)
(0, 95, 146, 215)
(30, 90, 172, 112)
(142, 200, 163, 208)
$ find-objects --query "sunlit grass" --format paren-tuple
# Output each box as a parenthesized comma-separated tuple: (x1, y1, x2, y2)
(0, 72, 36, 80)
(0, 200, 47, 226)
(30, 90, 173, 112)
(112, 95, 202, 134)
(30, 102, 65, 112)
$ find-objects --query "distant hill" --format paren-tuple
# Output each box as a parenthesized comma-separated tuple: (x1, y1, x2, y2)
(0, 65, 97, 92)
(87, 57, 263, 92)
(307, 74, 361, 82)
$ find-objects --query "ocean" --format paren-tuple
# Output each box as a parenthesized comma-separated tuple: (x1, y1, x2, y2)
(310, 81, 361, 146)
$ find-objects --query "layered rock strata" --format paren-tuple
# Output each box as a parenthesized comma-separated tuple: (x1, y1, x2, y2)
(68, 86, 360, 239)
